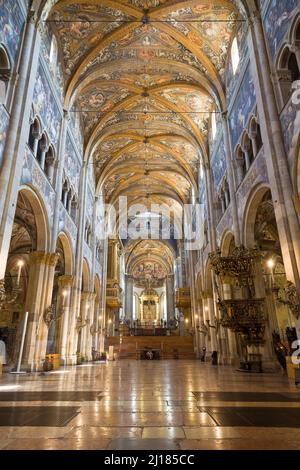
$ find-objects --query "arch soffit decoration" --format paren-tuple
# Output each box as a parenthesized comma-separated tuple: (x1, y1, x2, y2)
(242, 183, 271, 248)
(19, 185, 50, 253)
(57, 231, 74, 275)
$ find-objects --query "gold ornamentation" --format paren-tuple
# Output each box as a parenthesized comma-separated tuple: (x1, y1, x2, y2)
(277, 281, 300, 319)
(217, 298, 266, 346)
(0, 279, 21, 309)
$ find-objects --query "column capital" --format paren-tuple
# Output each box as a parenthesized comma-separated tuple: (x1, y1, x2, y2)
(58, 275, 74, 288)
(29, 251, 59, 267)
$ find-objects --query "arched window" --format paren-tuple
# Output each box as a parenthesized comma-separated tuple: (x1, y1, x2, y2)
(36, 133, 48, 169)
(242, 133, 254, 170)
(231, 37, 240, 75)
(28, 118, 40, 155)
(236, 145, 246, 185)
(277, 46, 300, 106)
(45, 145, 55, 183)
(71, 195, 78, 222)
(0, 45, 11, 105)
(249, 118, 263, 157)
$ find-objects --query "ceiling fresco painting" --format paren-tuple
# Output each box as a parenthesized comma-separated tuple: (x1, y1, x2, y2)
(44, 0, 243, 269)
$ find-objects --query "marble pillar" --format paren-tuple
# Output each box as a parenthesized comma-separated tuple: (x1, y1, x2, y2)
(22, 252, 58, 371)
(57, 275, 74, 364)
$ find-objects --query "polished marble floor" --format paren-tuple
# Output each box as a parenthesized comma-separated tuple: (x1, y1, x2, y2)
(0, 360, 299, 450)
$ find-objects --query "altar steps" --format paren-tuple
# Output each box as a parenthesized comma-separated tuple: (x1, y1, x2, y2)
(105, 336, 196, 360)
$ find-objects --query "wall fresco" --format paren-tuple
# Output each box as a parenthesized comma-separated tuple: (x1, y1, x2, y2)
(0, 106, 9, 170)
(280, 96, 300, 169)
(39, 21, 64, 103)
(225, 21, 249, 103)
(33, 63, 61, 146)
(59, 205, 77, 251)
(229, 63, 256, 149)
(211, 137, 227, 188)
(86, 185, 94, 223)
(65, 133, 81, 193)
(21, 146, 56, 226)
(0, 0, 24, 63)
(236, 148, 269, 223)
(264, 0, 299, 59)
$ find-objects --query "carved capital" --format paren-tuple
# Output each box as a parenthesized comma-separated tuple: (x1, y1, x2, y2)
(58, 275, 74, 288)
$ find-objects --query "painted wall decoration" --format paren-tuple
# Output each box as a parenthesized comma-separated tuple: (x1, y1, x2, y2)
(69, 110, 84, 156)
(225, 21, 249, 103)
(236, 148, 269, 222)
(133, 261, 167, 288)
(86, 186, 94, 223)
(211, 138, 227, 188)
(65, 133, 81, 192)
(0, 0, 24, 63)
(21, 146, 56, 226)
(39, 21, 64, 102)
(0, 106, 9, 170)
(229, 64, 256, 149)
(264, 0, 299, 59)
(33, 63, 61, 146)
(280, 96, 300, 169)
(59, 205, 78, 251)
(216, 207, 233, 245)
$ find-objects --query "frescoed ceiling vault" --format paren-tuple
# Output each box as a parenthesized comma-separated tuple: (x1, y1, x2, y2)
(42, 0, 244, 229)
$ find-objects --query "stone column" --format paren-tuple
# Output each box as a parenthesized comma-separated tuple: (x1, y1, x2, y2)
(0, 13, 41, 279)
(22, 252, 58, 371)
(84, 292, 96, 361)
(248, 12, 300, 289)
(222, 112, 241, 245)
(204, 163, 217, 251)
(166, 274, 175, 323)
(57, 275, 74, 364)
(125, 275, 133, 322)
(78, 292, 90, 357)
(67, 163, 88, 363)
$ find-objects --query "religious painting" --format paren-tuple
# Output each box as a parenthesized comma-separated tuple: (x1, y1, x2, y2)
(65, 133, 81, 193)
(211, 138, 227, 189)
(21, 146, 56, 227)
(264, 0, 299, 58)
(280, 96, 300, 167)
(133, 261, 167, 288)
(33, 63, 61, 146)
(0, 0, 24, 62)
(229, 64, 256, 148)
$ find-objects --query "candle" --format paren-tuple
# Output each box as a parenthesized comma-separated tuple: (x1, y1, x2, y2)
(16, 260, 24, 286)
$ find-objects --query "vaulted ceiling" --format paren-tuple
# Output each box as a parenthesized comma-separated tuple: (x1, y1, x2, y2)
(45, 1, 243, 210)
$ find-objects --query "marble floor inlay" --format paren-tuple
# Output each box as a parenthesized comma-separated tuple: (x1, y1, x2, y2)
(0, 360, 299, 450)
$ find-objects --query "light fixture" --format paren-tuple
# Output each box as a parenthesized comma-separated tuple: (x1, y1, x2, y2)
(108, 319, 112, 324)
(267, 258, 275, 270)
(205, 306, 209, 312)
(185, 318, 189, 324)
